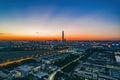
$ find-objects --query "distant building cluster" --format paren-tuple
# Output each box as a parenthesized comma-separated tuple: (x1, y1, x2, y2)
(0, 40, 119, 80)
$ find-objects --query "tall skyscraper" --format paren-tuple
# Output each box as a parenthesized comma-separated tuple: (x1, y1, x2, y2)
(62, 30, 64, 41)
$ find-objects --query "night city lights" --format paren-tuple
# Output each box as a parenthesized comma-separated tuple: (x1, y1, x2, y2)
(0, 0, 120, 80)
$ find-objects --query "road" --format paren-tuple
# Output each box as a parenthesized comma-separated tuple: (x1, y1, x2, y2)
(0, 51, 56, 67)
(0, 56, 33, 67)
(0, 49, 69, 67)
(48, 55, 84, 80)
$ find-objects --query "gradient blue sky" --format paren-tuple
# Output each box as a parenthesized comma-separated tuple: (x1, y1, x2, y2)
(0, 0, 120, 40)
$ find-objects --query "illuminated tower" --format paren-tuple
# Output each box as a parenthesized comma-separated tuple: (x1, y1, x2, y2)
(62, 30, 64, 41)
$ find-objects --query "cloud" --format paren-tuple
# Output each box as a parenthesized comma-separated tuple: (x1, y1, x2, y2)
(36, 32, 40, 34)
(0, 33, 5, 35)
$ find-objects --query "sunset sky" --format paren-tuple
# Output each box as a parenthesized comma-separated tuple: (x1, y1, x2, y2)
(0, 0, 120, 40)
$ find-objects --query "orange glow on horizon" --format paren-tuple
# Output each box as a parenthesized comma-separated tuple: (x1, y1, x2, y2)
(0, 34, 119, 40)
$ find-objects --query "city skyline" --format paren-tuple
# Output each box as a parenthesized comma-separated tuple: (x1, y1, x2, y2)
(0, 0, 120, 40)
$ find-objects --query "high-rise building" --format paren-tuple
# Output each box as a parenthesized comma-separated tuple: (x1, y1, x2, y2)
(62, 30, 64, 41)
